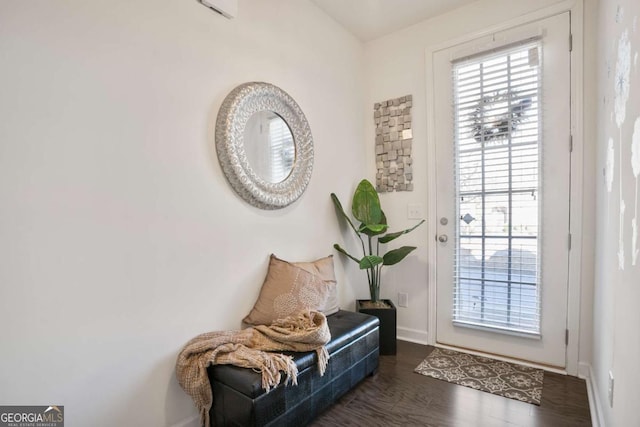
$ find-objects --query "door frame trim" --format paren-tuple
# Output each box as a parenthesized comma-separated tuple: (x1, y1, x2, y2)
(425, 0, 584, 376)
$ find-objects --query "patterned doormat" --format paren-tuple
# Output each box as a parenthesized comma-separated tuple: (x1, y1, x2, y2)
(414, 348, 544, 405)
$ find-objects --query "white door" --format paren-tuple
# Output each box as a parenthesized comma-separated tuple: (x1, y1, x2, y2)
(434, 13, 571, 368)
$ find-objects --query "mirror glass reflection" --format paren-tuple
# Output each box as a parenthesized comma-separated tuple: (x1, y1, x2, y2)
(244, 111, 296, 183)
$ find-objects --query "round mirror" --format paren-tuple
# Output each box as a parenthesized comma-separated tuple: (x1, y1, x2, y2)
(243, 111, 296, 183)
(216, 82, 313, 210)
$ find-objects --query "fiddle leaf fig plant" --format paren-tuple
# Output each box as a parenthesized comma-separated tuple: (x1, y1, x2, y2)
(331, 179, 425, 304)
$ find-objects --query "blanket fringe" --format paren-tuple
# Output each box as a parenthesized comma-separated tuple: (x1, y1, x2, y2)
(316, 347, 329, 376)
(261, 353, 298, 392)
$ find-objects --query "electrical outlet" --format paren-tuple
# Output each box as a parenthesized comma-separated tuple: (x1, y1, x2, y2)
(608, 370, 614, 407)
(407, 203, 423, 219)
(398, 292, 409, 307)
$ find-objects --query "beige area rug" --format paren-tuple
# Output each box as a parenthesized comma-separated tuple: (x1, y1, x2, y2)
(414, 347, 544, 405)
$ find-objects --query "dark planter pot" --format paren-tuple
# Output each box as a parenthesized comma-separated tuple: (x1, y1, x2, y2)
(356, 299, 397, 355)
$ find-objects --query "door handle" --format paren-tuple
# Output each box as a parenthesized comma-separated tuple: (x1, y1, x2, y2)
(438, 234, 448, 243)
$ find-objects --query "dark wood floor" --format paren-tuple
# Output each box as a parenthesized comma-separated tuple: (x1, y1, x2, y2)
(311, 341, 592, 427)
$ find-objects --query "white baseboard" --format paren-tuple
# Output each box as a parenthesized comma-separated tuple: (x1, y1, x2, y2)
(578, 361, 591, 379)
(397, 327, 429, 345)
(170, 414, 199, 427)
(580, 362, 605, 427)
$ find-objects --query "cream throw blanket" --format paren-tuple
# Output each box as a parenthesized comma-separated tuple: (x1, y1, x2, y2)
(176, 310, 331, 427)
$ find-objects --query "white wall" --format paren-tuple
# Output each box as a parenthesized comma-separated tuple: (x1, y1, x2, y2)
(0, 1, 365, 426)
(363, 0, 597, 372)
(592, 0, 640, 425)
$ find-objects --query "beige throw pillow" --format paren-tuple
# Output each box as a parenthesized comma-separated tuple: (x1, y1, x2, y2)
(243, 254, 339, 326)
(294, 255, 339, 316)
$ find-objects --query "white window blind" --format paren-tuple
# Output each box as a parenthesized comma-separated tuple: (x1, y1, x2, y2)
(452, 39, 542, 335)
(268, 116, 295, 182)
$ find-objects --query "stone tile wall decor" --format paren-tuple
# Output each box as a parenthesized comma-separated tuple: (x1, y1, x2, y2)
(374, 95, 413, 192)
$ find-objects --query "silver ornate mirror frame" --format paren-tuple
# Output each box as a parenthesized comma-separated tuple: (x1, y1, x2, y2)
(215, 82, 314, 209)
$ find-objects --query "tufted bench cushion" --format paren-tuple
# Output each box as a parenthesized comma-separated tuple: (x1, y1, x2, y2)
(207, 310, 380, 426)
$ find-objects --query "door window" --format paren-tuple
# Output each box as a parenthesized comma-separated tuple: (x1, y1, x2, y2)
(453, 41, 541, 335)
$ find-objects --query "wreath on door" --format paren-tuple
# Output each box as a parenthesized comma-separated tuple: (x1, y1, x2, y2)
(469, 91, 533, 143)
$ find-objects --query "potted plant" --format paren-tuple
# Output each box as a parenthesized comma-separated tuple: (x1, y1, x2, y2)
(331, 179, 425, 355)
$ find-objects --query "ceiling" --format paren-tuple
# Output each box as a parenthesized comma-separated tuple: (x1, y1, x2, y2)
(311, 0, 480, 42)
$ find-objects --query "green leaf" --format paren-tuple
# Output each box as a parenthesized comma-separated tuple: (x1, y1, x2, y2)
(360, 210, 389, 236)
(359, 223, 389, 236)
(359, 255, 383, 269)
(331, 193, 359, 235)
(352, 180, 382, 225)
(382, 246, 417, 266)
(379, 219, 426, 244)
(333, 244, 361, 264)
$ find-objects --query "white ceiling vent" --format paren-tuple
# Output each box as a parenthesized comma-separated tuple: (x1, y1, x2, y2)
(198, 0, 237, 19)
